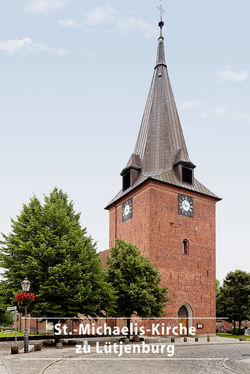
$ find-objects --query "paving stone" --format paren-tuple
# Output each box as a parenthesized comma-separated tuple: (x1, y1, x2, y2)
(0, 339, 249, 374)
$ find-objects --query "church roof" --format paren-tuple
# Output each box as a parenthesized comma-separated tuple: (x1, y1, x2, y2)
(106, 172, 219, 208)
(106, 23, 220, 209)
(134, 35, 192, 175)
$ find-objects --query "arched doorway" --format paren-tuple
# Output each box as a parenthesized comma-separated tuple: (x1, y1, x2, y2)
(178, 303, 193, 336)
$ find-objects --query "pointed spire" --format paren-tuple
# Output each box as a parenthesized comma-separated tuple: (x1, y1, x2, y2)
(159, 20, 164, 38)
(156, 4, 166, 67)
(156, 22, 166, 68)
(105, 14, 220, 209)
(133, 32, 192, 176)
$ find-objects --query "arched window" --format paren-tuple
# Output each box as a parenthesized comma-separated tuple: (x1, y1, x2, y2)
(182, 239, 189, 255)
(178, 305, 188, 318)
(178, 303, 193, 335)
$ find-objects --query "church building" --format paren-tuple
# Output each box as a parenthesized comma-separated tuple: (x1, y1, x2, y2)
(104, 20, 221, 335)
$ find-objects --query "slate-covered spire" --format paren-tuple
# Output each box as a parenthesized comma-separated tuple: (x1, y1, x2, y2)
(155, 21, 166, 67)
(106, 20, 219, 209)
(134, 21, 192, 175)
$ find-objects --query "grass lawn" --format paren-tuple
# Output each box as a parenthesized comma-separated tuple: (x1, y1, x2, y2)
(0, 332, 24, 337)
(217, 333, 250, 340)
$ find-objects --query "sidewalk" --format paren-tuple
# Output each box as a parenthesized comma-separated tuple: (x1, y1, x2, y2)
(0, 335, 247, 355)
(0, 338, 249, 374)
(147, 335, 248, 345)
(0, 357, 8, 374)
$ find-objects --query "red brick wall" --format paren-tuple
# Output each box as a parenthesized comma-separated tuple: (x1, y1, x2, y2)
(106, 180, 218, 335)
(109, 183, 151, 258)
(18, 314, 47, 334)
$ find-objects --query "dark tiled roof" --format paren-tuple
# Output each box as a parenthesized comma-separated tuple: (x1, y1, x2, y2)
(105, 170, 220, 209)
(133, 37, 191, 175)
(121, 154, 141, 176)
(106, 31, 221, 209)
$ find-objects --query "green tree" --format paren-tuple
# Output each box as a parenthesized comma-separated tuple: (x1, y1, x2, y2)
(216, 279, 220, 295)
(0, 309, 13, 327)
(0, 188, 116, 323)
(216, 270, 250, 335)
(107, 239, 169, 334)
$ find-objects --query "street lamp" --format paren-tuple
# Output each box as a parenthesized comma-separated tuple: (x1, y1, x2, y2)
(21, 277, 30, 353)
(21, 277, 31, 292)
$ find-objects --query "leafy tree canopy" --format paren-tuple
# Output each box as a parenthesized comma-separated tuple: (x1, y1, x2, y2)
(216, 270, 250, 333)
(0, 188, 116, 318)
(216, 279, 220, 295)
(107, 239, 169, 319)
(0, 309, 13, 326)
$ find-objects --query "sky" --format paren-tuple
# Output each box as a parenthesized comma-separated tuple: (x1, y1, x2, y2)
(0, 0, 249, 283)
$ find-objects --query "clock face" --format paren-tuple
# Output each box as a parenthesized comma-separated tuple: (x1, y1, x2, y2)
(122, 198, 133, 222)
(178, 194, 194, 217)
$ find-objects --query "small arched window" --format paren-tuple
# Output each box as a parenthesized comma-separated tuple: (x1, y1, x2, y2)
(182, 239, 189, 255)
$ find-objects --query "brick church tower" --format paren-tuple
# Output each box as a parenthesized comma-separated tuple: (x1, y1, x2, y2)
(105, 21, 221, 334)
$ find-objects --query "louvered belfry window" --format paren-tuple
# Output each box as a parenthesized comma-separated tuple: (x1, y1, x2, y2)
(123, 172, 131, 192)
(182, 166, 193, 184)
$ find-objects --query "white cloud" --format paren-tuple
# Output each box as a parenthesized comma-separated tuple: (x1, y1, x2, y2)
(231, 111, 250, 124)
(84, 4, 117, 26)
(181, 99, 203, 110)
(214, 106, 230, 117)
(184, 125, 204, 134)
(59, 5, 154, 37)
(198, 112, 209, 119)
(217, 66, 248, 83)
(0, 38, 69, 55)
(25, 0, 68, 14)
(58, 18, 81, 29)
(59, 5, 117, 30)
(213, 106, 250, 124)
(117, 17, 154, 37)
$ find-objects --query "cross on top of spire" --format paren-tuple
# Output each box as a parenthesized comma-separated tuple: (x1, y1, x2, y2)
(105, 0, 220, 209)
(157, 0, 165, 21)
(157, 0, 165, 38)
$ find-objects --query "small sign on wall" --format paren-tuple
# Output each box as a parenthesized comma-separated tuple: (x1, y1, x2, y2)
(197, 323, 204, 329)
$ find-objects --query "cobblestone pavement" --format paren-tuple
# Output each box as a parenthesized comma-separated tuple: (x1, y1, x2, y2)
(43, 343, 250, 374)
(0, 341, 250, 374)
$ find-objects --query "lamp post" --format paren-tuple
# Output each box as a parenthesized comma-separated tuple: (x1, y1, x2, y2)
(21, 277, 30, 353)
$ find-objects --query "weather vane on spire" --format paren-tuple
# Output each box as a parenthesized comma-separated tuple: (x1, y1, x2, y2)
(157, 0, 165, 37)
